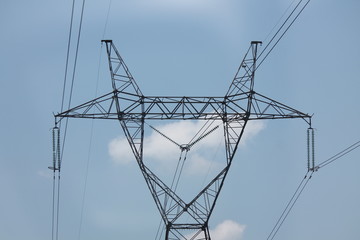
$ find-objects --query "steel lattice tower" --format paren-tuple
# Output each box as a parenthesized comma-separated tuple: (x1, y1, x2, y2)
(55, 40, 311, 240)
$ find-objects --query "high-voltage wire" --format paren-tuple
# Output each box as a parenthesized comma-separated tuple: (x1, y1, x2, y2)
(101, 0, 112, 40)
(77, 120, 95, 240)
(188, 119, 218, 145)
(60, 0, 76, 116)
(51, 1, 87, 240)
(51, 0, 76, 237)
(266, 171, 313, 240)
(266, 138, 360, 240)
(60, 0, 87, 160)
(316, 140, 360, 170)
(256, 0, 311, 70)
(262, 0, 298, 44)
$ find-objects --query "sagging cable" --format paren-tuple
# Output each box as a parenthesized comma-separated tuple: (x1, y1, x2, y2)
(315, 139, 360, 170)
(266, 171, 313, 240)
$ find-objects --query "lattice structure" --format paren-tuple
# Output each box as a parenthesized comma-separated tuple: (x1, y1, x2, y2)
(55, 40, 311, 240)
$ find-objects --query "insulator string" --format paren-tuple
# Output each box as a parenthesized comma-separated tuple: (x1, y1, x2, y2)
(307, 127, 315, 171)
(188, 125, 219, 149)
(311, 129, 315, 168)
(307, 128, 310, 170)
(52, 128, 56, 170)
(57, 128, 61, 171)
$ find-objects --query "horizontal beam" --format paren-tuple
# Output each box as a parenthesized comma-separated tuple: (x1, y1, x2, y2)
(55, 90, 311, 123)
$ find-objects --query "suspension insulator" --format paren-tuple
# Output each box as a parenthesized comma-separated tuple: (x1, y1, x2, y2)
(307, 127, 315, 171)
(50, 127, 61, 171)
(57, 128, 61, 171)
(52, 127, 57, 170)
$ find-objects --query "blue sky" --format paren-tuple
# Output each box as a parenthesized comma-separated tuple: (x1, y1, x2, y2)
(1, 0, 360, 240)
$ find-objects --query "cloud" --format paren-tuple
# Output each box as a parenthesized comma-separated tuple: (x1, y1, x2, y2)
(108, 120, 265, 173)
(184, 220, 246, 240)
(109, 120, 224, 167)
(210, 220, 246, 240)
(108, 137, 133, 164)
(240, 121, 266, 147)
(185, 153, 217, 176)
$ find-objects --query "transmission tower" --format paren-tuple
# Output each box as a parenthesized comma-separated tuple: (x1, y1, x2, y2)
(54, 40, 311, 240)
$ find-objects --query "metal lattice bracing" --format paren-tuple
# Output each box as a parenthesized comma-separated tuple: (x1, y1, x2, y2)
(55, 40, 311, 240)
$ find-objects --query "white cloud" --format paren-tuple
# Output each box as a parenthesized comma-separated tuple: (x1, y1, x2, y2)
(185, 153, 218, 176)
(210, 220, 246, 240)
(108, 136, 133, 164)
(184, 220, 246, 240)
(240, 121, 266, 147)
(108, 120, 265, 174)
(109, 120, 223, 167)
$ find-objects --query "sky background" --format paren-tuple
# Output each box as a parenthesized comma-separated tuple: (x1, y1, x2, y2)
(1, 0, 360, 240)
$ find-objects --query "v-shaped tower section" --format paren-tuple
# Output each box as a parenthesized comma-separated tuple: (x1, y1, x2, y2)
(54, 40, 311, 240)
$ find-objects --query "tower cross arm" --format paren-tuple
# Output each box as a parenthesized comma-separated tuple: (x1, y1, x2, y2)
(55, 92, 253, 122)
(54, 91, 119, 123)
(55, 91, 310, 124)
(247, 91, 311, 123)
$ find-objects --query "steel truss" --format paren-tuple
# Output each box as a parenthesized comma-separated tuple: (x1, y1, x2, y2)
(55, 40, 311, 240)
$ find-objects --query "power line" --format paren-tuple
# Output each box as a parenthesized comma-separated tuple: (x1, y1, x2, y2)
(266, 138, 360, 240)
(262, 0, 298, 44)
(266, 171, 313, 240)
(61, 0, 87, 237)
(52, 1, 87, 240)
(256, 0, 311, 70)
(316, 140, 360, 170)
(101, 0, 112, 40)
(77, 121, 95, 240)
(51, 0, 76, 238)
(60, 0, 76, 115)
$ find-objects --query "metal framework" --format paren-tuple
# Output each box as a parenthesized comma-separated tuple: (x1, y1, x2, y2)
(55, 40, 311, 240)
